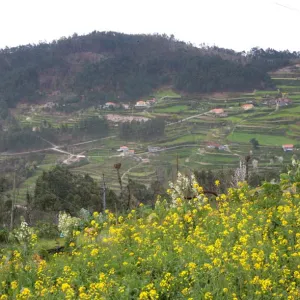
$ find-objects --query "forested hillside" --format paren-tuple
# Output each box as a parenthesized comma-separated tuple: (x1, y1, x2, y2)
(0, 31, 299, 107)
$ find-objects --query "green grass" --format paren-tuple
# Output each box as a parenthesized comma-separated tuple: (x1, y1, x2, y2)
(154, 89, 181, 99)
(227, 132, 298, 146)
(154, 105, 189, 113)
(254, 90, 278, 95)
(280, 105, 300, 113)
(159, 134, 206, 147)
(16, 164, 55, 204)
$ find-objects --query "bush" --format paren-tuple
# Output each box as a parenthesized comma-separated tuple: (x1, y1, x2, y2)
(0, 228, 9, 243)
(35, 222, 59, 239)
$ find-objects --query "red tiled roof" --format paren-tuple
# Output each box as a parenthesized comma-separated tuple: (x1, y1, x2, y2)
(211, 108, 224, 114)
(242, 104, 254, 109)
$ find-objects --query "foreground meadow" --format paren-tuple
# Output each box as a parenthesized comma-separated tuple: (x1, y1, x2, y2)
(1, 164, 300, 299)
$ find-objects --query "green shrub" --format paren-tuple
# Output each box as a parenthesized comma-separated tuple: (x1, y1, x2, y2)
(35, 222, 59, 239)
(0, 228, 9, 243)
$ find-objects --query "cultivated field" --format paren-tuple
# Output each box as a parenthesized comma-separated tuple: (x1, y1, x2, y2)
(7, 65, 300, 201)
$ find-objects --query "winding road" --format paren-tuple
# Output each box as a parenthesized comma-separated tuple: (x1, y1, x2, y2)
(0, 135, 117, 157)
(166, 111, 209, 126)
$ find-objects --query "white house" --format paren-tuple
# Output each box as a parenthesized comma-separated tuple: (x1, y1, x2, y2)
(117, 146, 129, 152)
(122, 104, 130, 110)
(135, 101, 149, 109)
(104, 102, 118, 109)
(123, 149, 135, 156)
(282, 144, 294, 152)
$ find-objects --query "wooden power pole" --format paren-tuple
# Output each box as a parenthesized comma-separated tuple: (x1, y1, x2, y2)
(10, 167, 16, 230)
(176, 153, 179, 178)
(102, 173, 106, 212)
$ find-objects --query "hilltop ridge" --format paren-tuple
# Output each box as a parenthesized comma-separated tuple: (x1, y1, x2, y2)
(0, 31, 299, 107)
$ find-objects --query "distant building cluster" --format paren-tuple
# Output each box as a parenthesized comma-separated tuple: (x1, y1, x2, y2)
(262, 98, 292, 107)
(102, 102, 130, 110)
(148, 146, 162, 153)
(206, 142, 227, 151)
(117, 145, 135, 156)
(101, 98, 157, 110)
(135, 98, 157, 109)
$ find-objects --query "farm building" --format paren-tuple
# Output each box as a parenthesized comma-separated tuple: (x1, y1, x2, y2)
(123, 149, 135, 156)
(210, 108, 224, 114)
(104, 102, 118, 109)
(209, 108, 227, 116)
(122, 104, 130, 110)
(242, 104, 254, 111)
(147, 98, 157, 104)
(118, 146, 129, 152)
(206, 142, 227, 150)
(62, 155, 87, 165)
(277, 98, 292, 107)
(263, 98, 292, 107)
(148, 146, 162, 153)
(282, 144, 294, 152)
(135, 101, 150, 109)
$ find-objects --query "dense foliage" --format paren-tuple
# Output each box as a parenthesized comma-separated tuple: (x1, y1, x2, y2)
(34, 166, 110, 214)
(0, 161, 300, 299)
(0, 162, 300, 300)
(0, 32, 299, 107)
(119, 119, 165, 141)
(0, 116, 109, 152)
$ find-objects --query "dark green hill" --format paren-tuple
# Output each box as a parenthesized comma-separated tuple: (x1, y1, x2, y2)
(0, 31, 299, 106)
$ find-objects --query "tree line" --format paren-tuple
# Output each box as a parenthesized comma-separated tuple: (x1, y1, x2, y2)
(119, 118, 165, 141)
(0, 31, 299, 107)
(0, 116, 109, 152)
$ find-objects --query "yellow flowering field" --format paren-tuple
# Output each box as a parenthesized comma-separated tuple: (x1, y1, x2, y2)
(1, 171, 300, 299)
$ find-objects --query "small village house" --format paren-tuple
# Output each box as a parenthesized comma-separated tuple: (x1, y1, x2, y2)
(123, 149, 135, 156)
(135, 100, 150, 109)
(147, 98, 156, 105)
(122, 104, 130, 110)
(263, 98, 292, 107)
(282, 144, 294, 152)
(242, 104, 254, 111)
(277, 98, 292, 107)
(118, 146, 129, 152)
(210, 108, 224, 115)
(148, 146, 162, 153)
(104, 102, 118, 109)
(206, 142, 226, 150)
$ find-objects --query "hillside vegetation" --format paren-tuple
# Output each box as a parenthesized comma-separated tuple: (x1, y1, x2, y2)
(0, 161, 300, 299)
(0, 31, 299, 107)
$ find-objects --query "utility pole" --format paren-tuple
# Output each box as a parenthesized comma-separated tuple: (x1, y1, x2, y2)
(176, 153, 179, 178)
(245, 154, 251, 183)
(10, 166, 16, 230)
(102, 173, 106, 212)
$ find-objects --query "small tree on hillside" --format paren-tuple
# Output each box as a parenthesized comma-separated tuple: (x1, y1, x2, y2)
(250, 138, 259, 150)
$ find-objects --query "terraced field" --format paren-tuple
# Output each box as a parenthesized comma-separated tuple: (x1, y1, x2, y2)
(9, 65, 300, 202)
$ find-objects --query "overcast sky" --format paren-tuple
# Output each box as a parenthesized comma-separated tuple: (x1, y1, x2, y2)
(0, 0, 299, 51)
